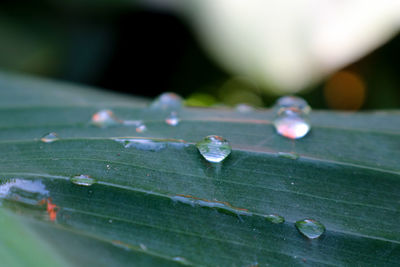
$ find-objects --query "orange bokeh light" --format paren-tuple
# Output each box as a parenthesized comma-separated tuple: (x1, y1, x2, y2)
(324, 71, 366, 110)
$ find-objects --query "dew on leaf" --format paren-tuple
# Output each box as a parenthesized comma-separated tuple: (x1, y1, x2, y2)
(196, 135, 232, 163)
(135, 123, 147, 133)
(264, 214, 285, 224)
(70, 175, 96, 186)
(150, 92, 183, 110)
(172, 257, 191, 265)
(114, 138, 188, 152)
(165, 111, 180, 126)
(235, 103, 254, 113)
(274, 112, 311, 139)
(91, 109, 120, 127)
(295, 219, 325, 239)
(273, 96, 311, 139)
(40, 132, 59, 143)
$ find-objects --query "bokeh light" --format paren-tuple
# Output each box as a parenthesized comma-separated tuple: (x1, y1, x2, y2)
(324, 71, 366, 110)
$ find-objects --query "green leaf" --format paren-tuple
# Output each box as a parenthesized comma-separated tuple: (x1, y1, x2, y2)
(0, 72, 399, 266)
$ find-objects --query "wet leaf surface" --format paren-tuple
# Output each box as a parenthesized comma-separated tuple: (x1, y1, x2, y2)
(0, 72, 399, 266)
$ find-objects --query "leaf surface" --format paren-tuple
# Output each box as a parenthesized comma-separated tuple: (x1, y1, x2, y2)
(0, 72, 399, 266)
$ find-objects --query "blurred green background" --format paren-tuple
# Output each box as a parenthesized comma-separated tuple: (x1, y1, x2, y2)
(0, 0, 399, 110)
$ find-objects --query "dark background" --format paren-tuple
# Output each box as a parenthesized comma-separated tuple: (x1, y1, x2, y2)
(0, 1, 399, 109)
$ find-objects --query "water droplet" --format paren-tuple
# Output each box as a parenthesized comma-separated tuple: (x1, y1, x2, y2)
(150, 92, 183, 110)
(274, 96, 311, 115)
(196, 135, 232, 163)
(70, 175, 95, 186)
(171, 195, 250, 216)
(165, 112, 180, 126)
(235, 103, 254, 113)
(140, 243, 147, 251)
(274, 112, 311, 139)
(91, 109, 120, 127)
(114, 138, 188, 152)
(278, 152, 300, 160)
(172, 257, 191, 265)
(0, 179, 49, 204)
(273, 96, 311, 139)
(136, 123, 147, 133)
(264, 214, 285, 224)
(109, 219, 113, 223)
(40, 132, 58, 143)
(295, 219, 325, 239)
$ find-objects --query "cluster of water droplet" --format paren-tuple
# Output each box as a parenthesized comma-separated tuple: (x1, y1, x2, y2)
(273, 96, 311, 139)
(35, 91, 327, 241)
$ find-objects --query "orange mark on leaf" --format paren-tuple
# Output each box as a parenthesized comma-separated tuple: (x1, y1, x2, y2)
(39, 198, 58, 222)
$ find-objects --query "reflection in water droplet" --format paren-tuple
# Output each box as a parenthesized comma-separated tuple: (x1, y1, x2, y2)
(273, 96, 311, 139)
(235, 103, 254, 113)
(91, 109, 120, 127)
(274, 96, 311, 115)
(40, 132, 59, 143)
(70, 175, 96, 186)
(165, 112, 180, 126)
(196, 135, 232, 163)
(150, 92, 183, 110)
(114, 138, 188, 152)
(136, 123, 147, 133)
(295, 219, 325, 239)
(277, 152, 300, 160)
(274, 112, 311, 139)
(264, 214, 285, 224)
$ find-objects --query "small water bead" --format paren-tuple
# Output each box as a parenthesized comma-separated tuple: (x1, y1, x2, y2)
(196, 135, 232, 163)
(40, 132, 59, 143)
(235, 103, 254, 113)
(165, 112, 180, 126)
(91, 109, 120, 127)
(136, 123, 147, 133)
(70, 175, 96, 186)
(274, 96, 311, 115)
(172, 257, 191, 265)
(295, 219, 325, 239)
(150, 92, 183, 110)
(264, 214, 285, 224)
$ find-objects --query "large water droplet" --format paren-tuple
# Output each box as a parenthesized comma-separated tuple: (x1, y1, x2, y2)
(264, 214, 285, 224)
(274, 96, 311, 115)
(70, 175, 96, 186)
(150, 92, 183, 110)
(0, 179, 49, 204)
(91, 109, 120, 127)
(165, 112, 180, 126)
(196, 135, 232, 163)
(274, 111, 311, 139)
(273, 96, 311, 139)
(295, 219, 325, 239)
(40, 132, 59, 143)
